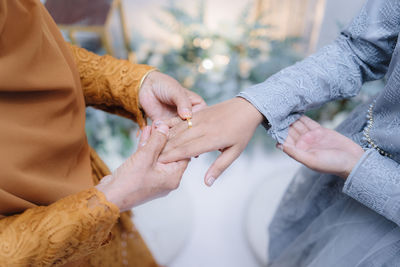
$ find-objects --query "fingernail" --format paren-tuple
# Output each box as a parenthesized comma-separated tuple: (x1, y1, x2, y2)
(182, 108, 192, 119)
(206, 176, 216, 187)
(154, 120, 163, 127)
(156, 124, 169, 135)
(276, 144, 283, 151)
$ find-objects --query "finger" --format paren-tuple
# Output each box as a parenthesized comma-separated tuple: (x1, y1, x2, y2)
(165, 116, 183, 128)
(204, 146, 242, 186)
(161, 120, 207, 161)
(142, 123, 169, 161)
(159, 137, 216, 163)
(193, 103, 207, 113)
(284, 132, 295, 146)
(171, 88, 193, 119)
(283, 143, 314, 165)
(188, 91, 207, 112)
(168, 119, 190, 139)
(152, 120, 164, 132)
(139, 126, 151, 147)
(188, 91, 206, 105)
(299, 116, 320, 130)
(288, 124, 300, 142)
(291, 119, 309, 136)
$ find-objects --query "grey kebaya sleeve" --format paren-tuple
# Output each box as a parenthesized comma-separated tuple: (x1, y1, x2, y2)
(238, 0, 400, 143)
(343, 149, 400, 226)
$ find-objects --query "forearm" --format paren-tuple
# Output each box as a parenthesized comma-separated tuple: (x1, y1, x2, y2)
(239, 0, 399, 143)
(239, 36, 376, 143)
(68, 44, 155, 127)
(0, 188, 119, 266)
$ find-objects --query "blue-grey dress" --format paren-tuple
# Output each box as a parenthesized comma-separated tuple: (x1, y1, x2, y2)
(239, 0, 400, 266)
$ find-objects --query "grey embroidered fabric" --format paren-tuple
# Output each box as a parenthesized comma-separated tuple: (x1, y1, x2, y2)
(344, 149, 400, 223)
(238, 0, 400, 266)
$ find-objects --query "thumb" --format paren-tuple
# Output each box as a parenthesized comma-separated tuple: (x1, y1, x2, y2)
(283, 143, 313, 164)
(172, 89, 193, 119)
(142, 123, 169, 161)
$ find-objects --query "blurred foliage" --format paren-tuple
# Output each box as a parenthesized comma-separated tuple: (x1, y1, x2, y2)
(86, 108, 136, 159)
(134, 0, 302, 151)
(138, 0, 301, 105)
(85, 0, 383, 161)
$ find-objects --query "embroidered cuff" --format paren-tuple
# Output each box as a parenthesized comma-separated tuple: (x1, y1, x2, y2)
(343, 149, 400, 224)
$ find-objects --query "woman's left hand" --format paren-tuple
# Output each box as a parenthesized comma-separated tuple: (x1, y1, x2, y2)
(139, 71, 207, 122)
(159, 97, 264, 186)
(280, 116, 365, 179)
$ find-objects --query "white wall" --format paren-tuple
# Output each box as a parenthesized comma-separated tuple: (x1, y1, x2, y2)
(316, 0, 366, 49)
(124, 0, 249, 44)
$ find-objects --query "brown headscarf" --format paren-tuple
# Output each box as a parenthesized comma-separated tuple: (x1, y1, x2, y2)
(0, 0, 93, 215)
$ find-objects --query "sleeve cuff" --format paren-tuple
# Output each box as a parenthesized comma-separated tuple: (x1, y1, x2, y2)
(237, 89, 300, 144)
(343, 149, 400, 222)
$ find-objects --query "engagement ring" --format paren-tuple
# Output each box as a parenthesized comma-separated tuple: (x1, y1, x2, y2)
(187, 118, 192, 129)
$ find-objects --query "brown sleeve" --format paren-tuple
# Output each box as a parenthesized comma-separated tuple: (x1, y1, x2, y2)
(0, 188, 120, 266)
(68, 44, 156, 128)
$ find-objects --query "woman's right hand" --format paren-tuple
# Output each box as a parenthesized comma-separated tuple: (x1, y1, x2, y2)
(96, 123, 189, 212)
(159, 97, 264, 186)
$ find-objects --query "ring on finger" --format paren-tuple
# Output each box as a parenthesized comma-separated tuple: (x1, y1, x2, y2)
(186, 118, 193, 129)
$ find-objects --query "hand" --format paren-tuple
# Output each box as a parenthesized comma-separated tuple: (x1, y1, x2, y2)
(139, 71, 206, 122)
(280, 116, 365, 179)
(96, 123, 189, 211)
(159, 97, 264, 186)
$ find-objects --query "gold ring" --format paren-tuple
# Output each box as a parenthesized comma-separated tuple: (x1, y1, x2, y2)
(186, 118, 192, 129)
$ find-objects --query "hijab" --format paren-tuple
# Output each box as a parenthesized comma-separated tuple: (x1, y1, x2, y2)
(0, 0, 93, 215)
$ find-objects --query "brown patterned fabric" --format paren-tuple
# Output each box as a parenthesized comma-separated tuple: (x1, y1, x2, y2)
(0, 0, 157, 266)
(68, 44, 154, 128)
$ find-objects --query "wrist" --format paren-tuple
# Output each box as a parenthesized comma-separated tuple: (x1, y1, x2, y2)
(139, 69, 158, 90)
(95, 175, 123, 210)
(138, 69, 158, 109)
(342, 147, 365, 179)
(234, 97, 264, 126)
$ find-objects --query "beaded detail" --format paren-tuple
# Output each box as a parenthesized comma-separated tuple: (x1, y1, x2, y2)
(362, 100, 392, 158)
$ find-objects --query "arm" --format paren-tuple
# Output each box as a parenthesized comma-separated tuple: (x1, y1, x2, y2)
(0, 122, 188, 266)
(68, 44, 206, 125)
(160, 0, 400, 185)
(343, 149, 400, 226)
(68, 44, 155, 127)
(238, 0, 400, 143)
(0, 188, 119, 266)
